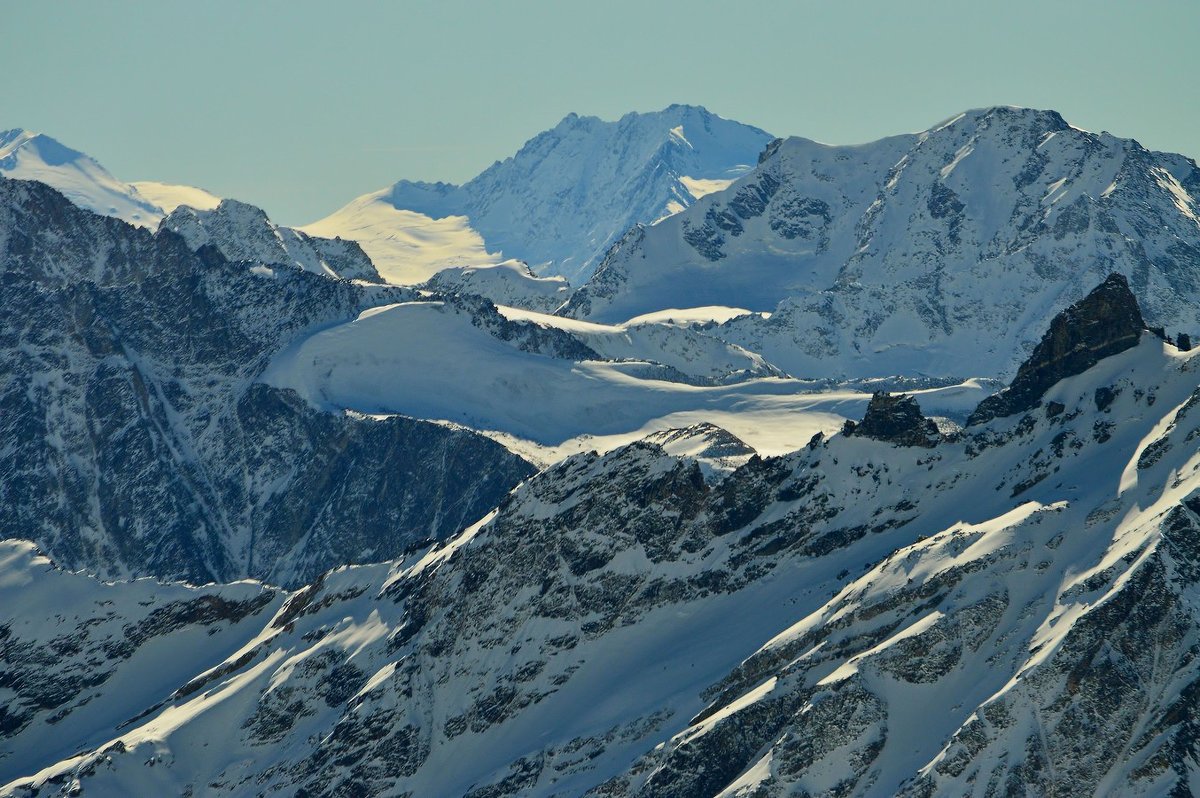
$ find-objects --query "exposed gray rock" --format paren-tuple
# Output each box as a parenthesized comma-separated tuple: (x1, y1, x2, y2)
(161, 198, 382, 282)
(968, 273, 1146, 425)
(844, 391, 941, 447)
(0, 176, 533, 587)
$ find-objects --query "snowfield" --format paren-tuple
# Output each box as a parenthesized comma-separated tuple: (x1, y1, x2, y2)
(260, 298, 988, 458)
(299, 189, 500, 284)
(129, 180, 221, 213)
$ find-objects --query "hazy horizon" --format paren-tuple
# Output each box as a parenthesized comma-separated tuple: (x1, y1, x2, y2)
(5, 0, 1196, 225)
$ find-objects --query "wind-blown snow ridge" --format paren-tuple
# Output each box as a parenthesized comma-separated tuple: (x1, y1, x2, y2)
(130, 181, 221, 213)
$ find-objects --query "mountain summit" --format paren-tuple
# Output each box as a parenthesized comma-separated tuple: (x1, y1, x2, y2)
(968, 272, 1147, 424)
(564, 106, 1200, 380)
(0, 128, 163, 227)
(302, 105, 773, 284)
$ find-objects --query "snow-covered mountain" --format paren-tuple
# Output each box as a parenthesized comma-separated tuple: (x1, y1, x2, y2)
(565, 107, 1200, 381)
(299, 191, 499, 284)
(259, 289, 987, 461)
(420, 260, 571, 313)
(0, 175, 532, 587)
(161, 199, 382, 282)
(0, 128, 229, 228)
(302, 105, 773, 284)
(8, 276, 1200, 796)
(0, 128, 164, 227)
(9, 108, 1200, 798)
(129, 180, 221, 213)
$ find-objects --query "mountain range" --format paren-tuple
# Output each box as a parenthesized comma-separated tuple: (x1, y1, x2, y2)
(565, 107, 1200, 380)
(6, 275, 1200, 795)
(301, 104, 773, 284)
(3, 104, 1200, 797)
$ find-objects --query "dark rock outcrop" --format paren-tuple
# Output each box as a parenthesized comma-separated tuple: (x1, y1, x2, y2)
(968, 273, 1145, 425)
(844, 392, 940, 447)
(161, 198, 383, 282)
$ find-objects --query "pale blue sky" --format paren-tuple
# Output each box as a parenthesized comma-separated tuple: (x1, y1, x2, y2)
(4, 0, 1196, 225)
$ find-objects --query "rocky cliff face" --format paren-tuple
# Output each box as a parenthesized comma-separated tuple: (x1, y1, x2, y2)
(845, 391, 941, 447)
(161, 198, 382, 282)
(969, 272, 1147, 424)
(7, 280, 1200, 796)
(564, 106, 1200, 381)
(0, 176, 533, 587)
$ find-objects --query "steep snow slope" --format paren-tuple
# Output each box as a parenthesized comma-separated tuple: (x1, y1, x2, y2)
(9, 311, 1200, 795)
(129, 180, 221, 213)
(566, 107, 1200, 381)
(0, 129, 163, 227)
(0, 540, 284, 786)
(161, 199, 382, 282)
(0, 176, 532, 587)
(304, 105, 773, 283)
(299, 191, 499, 283)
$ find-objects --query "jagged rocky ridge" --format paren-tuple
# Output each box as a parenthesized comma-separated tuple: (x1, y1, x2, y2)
(8, 278, 1200, 796)
(0, 176, 534, 587)
(844, 391, 941, 447)
(968, 271, 1146, 424)
(161, 199, 383, 283)
(564, 106, 1200, 381)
